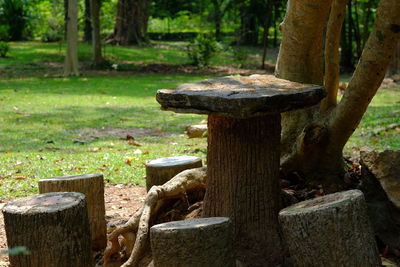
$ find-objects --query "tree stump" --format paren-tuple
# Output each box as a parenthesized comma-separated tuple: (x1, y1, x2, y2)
(150, 217, 234, 267)
(145, 156, 202, 191)
(38, 173, 106, 250)
(2, 192, 93, 267)
(279, 189, 381, 267)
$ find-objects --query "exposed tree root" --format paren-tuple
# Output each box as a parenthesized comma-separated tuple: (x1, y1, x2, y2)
(103, 167, 207, 267)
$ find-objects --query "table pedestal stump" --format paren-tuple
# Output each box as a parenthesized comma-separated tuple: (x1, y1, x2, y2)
(2, 192, 93, 267)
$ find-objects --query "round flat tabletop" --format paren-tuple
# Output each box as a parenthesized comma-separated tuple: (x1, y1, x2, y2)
(157, 74, 326, 118)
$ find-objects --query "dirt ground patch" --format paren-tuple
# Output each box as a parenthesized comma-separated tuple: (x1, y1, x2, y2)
(0, 185, 147, 266)
(75, 127, 175, 140)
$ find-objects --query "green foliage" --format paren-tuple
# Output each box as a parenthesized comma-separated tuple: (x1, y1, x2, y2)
(187, 35, 221, 67)
(0, 41, 9, 57)
(231, 46, 248, 62)
(0, 0, 32, 41)
(0, 24, 10, 41)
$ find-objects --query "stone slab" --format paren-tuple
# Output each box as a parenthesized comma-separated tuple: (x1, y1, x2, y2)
(157, 74, 326, 118)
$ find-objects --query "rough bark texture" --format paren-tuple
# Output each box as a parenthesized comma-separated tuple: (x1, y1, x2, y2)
(146, 156, 202, 191)
(38, 173, 106, 250)
(202, 114, 284, 266)
(113, 0, 149, 45)
(279, 190, 380, 267)
(150, 217, 234, 267)
(63, 0, 79, 76)
(90, 0, 103, 66)
(2, 192, 93, 267)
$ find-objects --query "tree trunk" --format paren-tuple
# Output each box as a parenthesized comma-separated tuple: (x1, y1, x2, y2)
(90, 0, 103, 66)
(84, 0, 92, 43)
(389, 42, 400, 76)
(2, 192, 93, 267)
(202, 114, 283, 266)
(64, 0, 79, 76)
(38, 173, 107, 250)
(145, 156, 202, 191)
(279, 190, 380, 267)
(150, 218, 234, 267)
(277, 0, 400, 191)
(113, 0, 149, 45)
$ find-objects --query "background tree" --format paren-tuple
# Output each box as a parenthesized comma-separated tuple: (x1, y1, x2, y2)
(64, 0, 79, 76)
(90, 0, 104, 66)
(112, 0, 149, 45)
(84, 0, 92, 43)
(276, 0, 400, 191)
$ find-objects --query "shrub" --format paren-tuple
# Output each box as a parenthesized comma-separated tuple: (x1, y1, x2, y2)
(0, 25, 10, 41)
(0, 41, 9, 57)
(0, 0, 31, 41)
(187, 35, 221, 67)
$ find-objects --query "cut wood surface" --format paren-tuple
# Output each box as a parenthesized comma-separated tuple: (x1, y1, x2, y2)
(145, 156, 202, 191)
(38, 173, 106, 250)
(157, 74, 325, 118)
(279, 190, 380, 267)
(150, 217, 234, 267)
(2, 192, 93, 267)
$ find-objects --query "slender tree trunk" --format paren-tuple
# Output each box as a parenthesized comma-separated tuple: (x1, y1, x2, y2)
(90, 0, 103, 66)
(64, 0, 79, 76)
(113, 0, 149, 45)
(84, 0, 92, 43)
(321, 0, 348, 113)
(212, 0, 222, 41)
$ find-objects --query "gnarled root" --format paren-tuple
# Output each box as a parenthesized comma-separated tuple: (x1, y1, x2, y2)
(103, 166, 207, 267)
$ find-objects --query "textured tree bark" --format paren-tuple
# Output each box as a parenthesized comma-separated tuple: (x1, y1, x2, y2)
(113, 0, 149, 45)
(150, 218, 234, 267)
(279, 190, 380, 267)
(146, 156, 202, 191)
(202, 114, 283, 266)
(38, 173, 106, 250)
(90, 0, 103, 66)
(63, 0, 79, 76)
(2, 192, 93, 267)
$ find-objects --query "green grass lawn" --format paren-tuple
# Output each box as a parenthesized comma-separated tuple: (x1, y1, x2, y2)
(0, 41, 399, 200)
(0, 74, 209, 199)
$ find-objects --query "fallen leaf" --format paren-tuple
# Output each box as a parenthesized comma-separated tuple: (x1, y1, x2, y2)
(13, 176, 26, 180)
(128, 141, 141, 146)
(5, 152, 11, 156)
(142, 151, 149, 155)
(88, 147, 102, 152)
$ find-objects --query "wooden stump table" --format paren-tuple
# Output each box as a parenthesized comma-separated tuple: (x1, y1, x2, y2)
(2, 192, 93, 267)
(156, 74, 326, 266)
